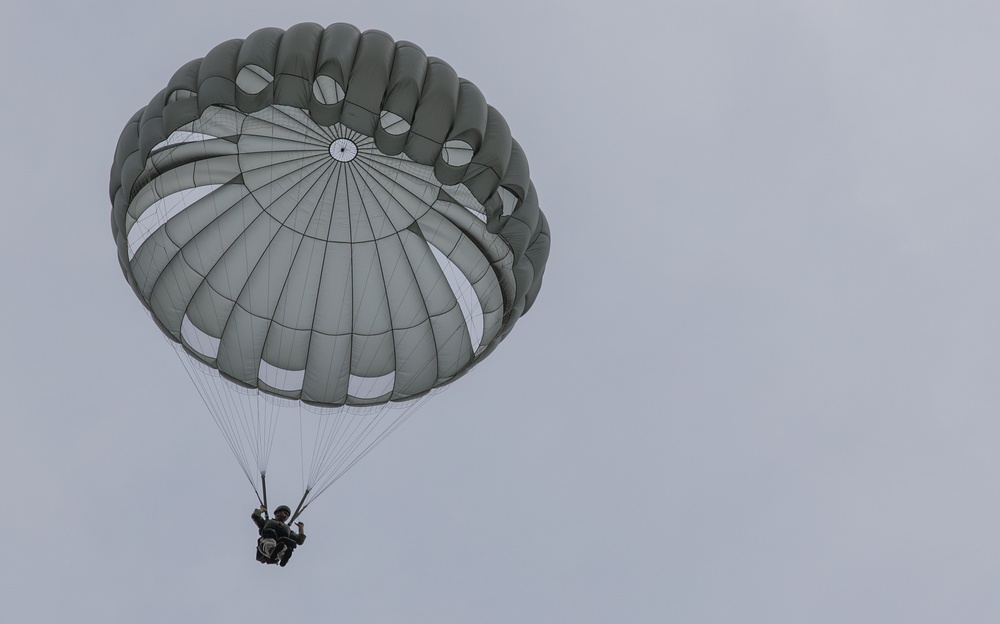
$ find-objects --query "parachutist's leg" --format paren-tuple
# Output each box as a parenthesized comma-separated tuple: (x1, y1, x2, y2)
(277, 537, 297, 567)
(258, 537, 278, 562)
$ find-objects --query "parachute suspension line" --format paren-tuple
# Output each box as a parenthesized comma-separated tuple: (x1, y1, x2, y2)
(170, 342, 285, 502)
(296, 391, 439, 509)
(304, 408, 373, 498)
(171, 343, 259, 495)
(332, 395, 434, 491)
(256, 390, 280, 480)
(223, 370, 270, 490)
(299, 407, 307, 496)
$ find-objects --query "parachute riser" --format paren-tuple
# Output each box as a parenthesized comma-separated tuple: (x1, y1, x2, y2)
(261, 472, 269, 520)
(289, 489, 310, 525)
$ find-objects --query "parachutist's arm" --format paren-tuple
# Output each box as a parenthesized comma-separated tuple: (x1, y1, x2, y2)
(251, 506, 266, 530)
(293, 522, 306, 544)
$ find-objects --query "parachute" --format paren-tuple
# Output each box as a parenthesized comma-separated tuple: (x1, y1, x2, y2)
(109, 22, 550, 519)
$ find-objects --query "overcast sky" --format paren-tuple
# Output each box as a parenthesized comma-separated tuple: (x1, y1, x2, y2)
(3, 1, 1000, 622)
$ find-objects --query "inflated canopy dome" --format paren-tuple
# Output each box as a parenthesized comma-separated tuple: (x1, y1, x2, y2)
(110, 22, 550, 408)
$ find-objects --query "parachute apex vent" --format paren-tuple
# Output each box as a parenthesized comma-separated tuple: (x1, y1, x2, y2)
(330, 138, 358, 162)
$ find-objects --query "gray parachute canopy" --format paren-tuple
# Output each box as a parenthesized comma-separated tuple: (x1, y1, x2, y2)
(110, 22, 550, 408)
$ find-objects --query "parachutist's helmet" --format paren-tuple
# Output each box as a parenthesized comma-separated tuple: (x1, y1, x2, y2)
(274, 505, 291, 517)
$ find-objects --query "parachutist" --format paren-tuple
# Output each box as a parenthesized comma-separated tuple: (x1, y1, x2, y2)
(253, 504, 306, 567)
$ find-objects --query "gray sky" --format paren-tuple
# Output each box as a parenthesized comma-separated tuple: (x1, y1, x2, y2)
(2, 1, 1000, 622)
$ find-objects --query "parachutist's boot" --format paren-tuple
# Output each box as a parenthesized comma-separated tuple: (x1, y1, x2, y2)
(271, 544, 286, 563)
